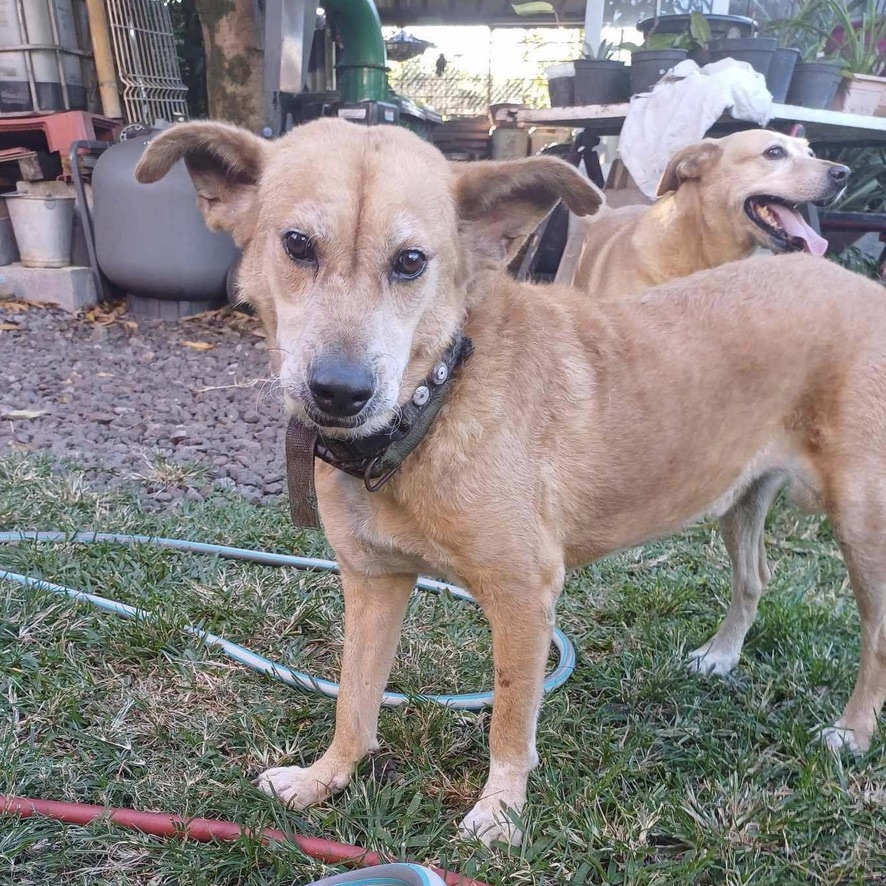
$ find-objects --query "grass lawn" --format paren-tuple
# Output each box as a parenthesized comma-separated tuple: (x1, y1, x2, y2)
(0, 454, 883, 885)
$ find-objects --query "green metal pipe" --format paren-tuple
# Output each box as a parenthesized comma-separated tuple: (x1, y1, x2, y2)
(324, 0, 388, 103)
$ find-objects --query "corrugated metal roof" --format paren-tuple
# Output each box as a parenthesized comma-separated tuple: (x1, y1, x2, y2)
(375, 0, 588, 27)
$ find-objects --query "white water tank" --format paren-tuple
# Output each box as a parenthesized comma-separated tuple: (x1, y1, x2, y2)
(0, 0, 90, 113)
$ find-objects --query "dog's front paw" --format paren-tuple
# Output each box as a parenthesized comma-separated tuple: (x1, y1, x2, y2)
(819, 724, 867, 755)
(256, 760, 353, 809)
(687, 640, 739, 677)
(458, 797, 523, 847)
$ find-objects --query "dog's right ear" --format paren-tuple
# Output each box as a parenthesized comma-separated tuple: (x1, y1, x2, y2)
(453, 156, 604, 264)
(655, 140, 723, 198)
(135, 121, 268, 245)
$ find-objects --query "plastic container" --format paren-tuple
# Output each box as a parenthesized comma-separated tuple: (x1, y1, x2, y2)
(767, 47, 800, 102)
(630, 49, 688, 94)
(491, 127, 529, 159)
(708, 37, 777, 79)
(832, 73, 886, 116)
(4, 194, 75, 268)
(0, 0, 89, 113)
(92, 132, 239, 316)
(573, 59, 630, 105)
(786, 60, 843, 109)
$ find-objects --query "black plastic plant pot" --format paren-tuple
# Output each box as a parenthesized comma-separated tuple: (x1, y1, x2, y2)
(768, 47, 801, 102)
(573, 59, 630, 105)
(630, 49, 688, 94)
(548, 76, 574, 107)
(786, 60, 844, 108)
(708, 37, 777, 78)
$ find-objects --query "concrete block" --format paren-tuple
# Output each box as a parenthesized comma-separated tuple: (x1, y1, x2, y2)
(0, 263, 97, 312)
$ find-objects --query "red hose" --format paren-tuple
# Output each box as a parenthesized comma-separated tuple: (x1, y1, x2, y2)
(0, 796, 490, 886)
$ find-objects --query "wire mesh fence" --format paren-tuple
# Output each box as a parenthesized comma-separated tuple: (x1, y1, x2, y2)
(387, 26, 583, 118)
(391, 72, 554, 117)
(105, 0, 189, 124)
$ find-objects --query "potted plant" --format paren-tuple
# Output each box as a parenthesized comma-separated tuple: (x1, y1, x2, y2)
(622, 15, 699, 95)
(825, 0, 886, 115)
(759, 1, 821, 101)
(623, 12, 710, 95)
(626, 44, 689, 95)
(572, 39, 630, 105)
(764, 0, 840, 107)
(517, 2, 629, 106)
(774, 0, 886, 110)
(637, 12, 754, 67)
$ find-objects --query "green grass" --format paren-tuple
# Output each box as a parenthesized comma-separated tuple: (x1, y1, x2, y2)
(0, 453, 883, 885)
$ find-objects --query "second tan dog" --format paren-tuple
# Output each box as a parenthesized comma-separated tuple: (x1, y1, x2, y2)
(573, 129, 850, 300)
(136, 119, 884, 849)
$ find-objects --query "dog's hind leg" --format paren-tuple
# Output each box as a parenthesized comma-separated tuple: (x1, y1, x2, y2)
(689, 471, 784, 676)
(257, 570, 415, 807)
(821, 499, 886, 753)
(458, 562, 564, 848)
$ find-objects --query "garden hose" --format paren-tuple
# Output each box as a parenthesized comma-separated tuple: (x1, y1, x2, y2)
(0, 531, 576, 709)
(0, 796, 485, 886)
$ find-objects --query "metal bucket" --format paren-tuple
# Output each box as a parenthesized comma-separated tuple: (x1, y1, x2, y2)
(4, 194, 75, 268)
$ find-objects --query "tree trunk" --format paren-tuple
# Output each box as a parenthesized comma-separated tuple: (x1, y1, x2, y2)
(193, 0, 265, 130)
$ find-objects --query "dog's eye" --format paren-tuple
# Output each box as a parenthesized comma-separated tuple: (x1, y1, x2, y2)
(283, 231, 317, 265)
(764, 145, 787, 160)
(392, 248, 427, 281)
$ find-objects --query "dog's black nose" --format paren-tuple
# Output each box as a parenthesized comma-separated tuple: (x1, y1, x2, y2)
(308, 356, 375, 417)
(829, 164, 850, 185)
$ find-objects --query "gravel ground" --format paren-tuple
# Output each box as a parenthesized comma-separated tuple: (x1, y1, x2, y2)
(0, 297, 288, 505)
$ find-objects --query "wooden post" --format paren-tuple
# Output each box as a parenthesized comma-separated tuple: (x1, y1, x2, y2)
(84, 0, 122, 119)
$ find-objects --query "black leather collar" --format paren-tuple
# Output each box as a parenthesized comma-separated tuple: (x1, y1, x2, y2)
(285, 334, 473, 528)
(314, 333, 473, 491)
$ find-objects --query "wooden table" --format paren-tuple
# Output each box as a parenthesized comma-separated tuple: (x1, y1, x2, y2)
(517, 102, 886, 147)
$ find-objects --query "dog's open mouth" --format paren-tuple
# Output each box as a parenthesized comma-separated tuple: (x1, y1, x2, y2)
(744, 196, 829, 256)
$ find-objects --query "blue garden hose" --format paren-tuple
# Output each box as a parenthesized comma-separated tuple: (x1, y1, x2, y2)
(0, 532, 575, 710)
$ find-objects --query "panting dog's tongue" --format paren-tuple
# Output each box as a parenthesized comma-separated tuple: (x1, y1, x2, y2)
(768, 203, 829, 256)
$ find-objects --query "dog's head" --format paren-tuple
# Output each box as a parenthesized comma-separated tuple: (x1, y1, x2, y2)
(136, 119, 602, 436)
(655, 129, 849, 256)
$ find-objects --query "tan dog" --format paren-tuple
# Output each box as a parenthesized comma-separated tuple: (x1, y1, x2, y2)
(573, 129, 850, 300)
(137, 119, 884, 848)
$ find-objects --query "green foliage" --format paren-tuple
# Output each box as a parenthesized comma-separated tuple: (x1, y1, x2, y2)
(763, 0, 886, 70)
(639, 11, 712, 53)
(167, 0, 208, 119)
(583, 38, 620, 60)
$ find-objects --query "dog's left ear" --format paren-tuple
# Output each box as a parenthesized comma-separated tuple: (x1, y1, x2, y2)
(454, 156, 604, 263)
(655, 140, 723, 198)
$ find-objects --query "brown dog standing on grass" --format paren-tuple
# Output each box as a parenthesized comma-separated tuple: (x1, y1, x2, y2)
(136, 118, 884, 848)
(573, 129, 850, 300)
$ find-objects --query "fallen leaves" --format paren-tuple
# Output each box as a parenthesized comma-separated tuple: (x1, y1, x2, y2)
(0, 299, 37, 313)
(183, 341, 216, 351)
(82, 302, 138, 330)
